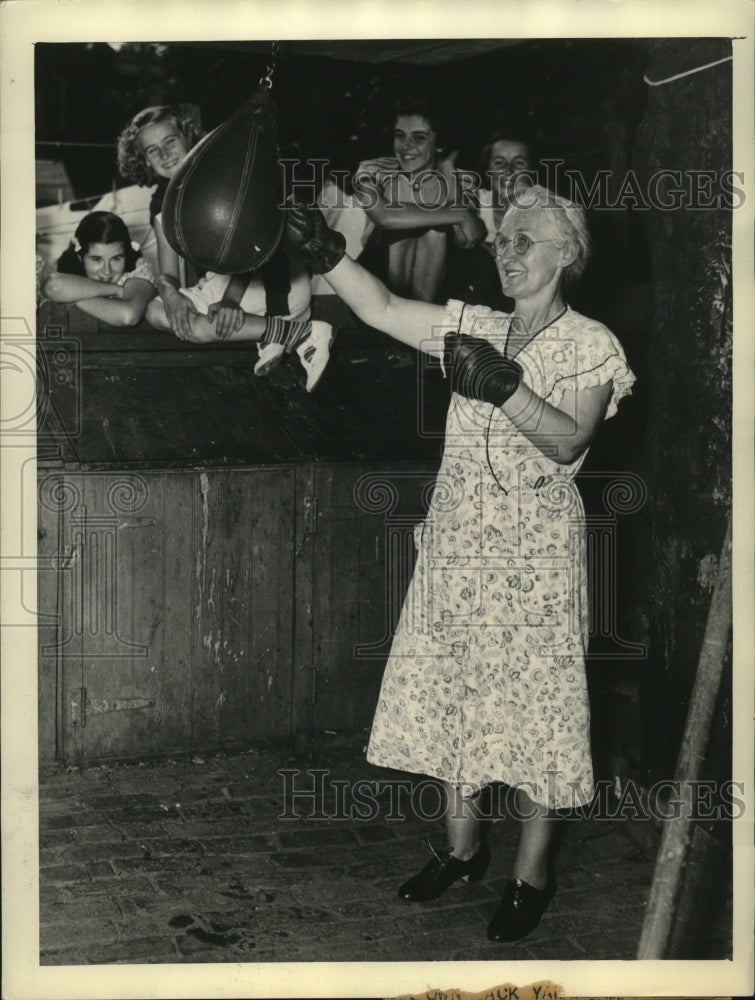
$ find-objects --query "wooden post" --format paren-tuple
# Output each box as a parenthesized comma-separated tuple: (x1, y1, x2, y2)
(637, 512, 732, 958)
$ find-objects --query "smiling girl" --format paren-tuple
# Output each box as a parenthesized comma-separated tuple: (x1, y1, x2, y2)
(42, 211, 157, 327)
(116, 104, 332, 390)
(477, 133, 535, 246)
(355, 97, 486, 303)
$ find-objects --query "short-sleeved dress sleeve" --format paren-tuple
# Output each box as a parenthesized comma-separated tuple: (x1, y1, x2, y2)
(117, 256, 156, 287)
(443, 298, 510, 339)
(36, 253, 52, 306)
(539, 312, 635, 420)
(443, 299, 635, 422)
(441, 299, 511, 376)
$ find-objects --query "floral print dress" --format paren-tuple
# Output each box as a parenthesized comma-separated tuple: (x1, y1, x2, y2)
(366, 300, 636, 808)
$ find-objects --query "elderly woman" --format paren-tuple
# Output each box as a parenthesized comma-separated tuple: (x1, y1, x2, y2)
(286, 185, 635, 942)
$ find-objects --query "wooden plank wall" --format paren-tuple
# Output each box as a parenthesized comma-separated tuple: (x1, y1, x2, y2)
(37, 468, 301, 762)
(37, 461, 438, 763)
(311, 465, 436, 733)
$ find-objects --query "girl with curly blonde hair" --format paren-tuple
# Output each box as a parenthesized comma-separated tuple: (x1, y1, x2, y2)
(115, 104, 332, 390)
(117, 104, 205, 188)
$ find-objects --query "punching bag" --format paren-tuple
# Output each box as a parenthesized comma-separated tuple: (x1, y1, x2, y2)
(162, 87, 285, 274)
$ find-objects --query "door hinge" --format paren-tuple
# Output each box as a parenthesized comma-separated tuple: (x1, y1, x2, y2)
(70, 687, 156, 728)
(296, 495, 319, 556)
(303, 495, 318, 534)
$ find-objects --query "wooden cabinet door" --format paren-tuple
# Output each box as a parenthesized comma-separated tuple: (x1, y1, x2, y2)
(38, 471, 161, 763)
(310, 464, 437, 733)
(38, 467, 299, 763)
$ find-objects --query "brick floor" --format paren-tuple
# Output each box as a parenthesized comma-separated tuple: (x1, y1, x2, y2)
(34, 730, 716, 966)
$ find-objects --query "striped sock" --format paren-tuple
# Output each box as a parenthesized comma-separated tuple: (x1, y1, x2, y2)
(262, 316, 311, 352)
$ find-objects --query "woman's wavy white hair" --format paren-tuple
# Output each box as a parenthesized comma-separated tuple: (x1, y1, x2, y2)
(506, 184, 590, 286)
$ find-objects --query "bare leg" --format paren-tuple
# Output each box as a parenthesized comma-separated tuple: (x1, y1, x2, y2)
(409, 228, 447, 303)
(182, 313, 332, 393)
(147, 298, 267, 342)
(443, 781, 484, 860)
(512, 787, 558, 889)
(145, 297, 171, 331)
(184, 312, 267, 344)
(387, 229, 447, 303)
(386, 236, 416, 296)
(485, 787, 558, 941)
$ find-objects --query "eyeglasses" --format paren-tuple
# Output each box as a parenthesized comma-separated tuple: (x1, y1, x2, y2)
(495, 233, 559, 256)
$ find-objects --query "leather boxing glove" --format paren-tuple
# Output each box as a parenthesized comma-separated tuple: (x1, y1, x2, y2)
(285, 198, 346, 274)
(444, 333, 522, 406)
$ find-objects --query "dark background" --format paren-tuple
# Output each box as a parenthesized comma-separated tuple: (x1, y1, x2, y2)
(35, 38, 648, 190)
(34, 37, 651, 287)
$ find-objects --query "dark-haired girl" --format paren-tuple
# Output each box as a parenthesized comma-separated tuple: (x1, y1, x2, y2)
(355, 97, 487, 303)
(42, 211, 156, 327)
(477, 134, 535, 247)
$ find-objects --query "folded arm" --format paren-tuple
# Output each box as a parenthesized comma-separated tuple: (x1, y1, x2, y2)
(42, 272, 122, 303)
(354, 160, 482, 240)
(75, 277, 156, 327)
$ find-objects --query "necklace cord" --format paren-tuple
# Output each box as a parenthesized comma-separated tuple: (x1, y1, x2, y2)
(486, 305, 568, 494)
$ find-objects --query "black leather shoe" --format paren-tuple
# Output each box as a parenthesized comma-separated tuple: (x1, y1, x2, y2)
(487, 877, 555, 942)
(398, 841, 491, 902)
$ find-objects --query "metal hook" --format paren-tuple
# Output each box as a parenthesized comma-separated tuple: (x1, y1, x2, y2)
(259, 40, 279, 90)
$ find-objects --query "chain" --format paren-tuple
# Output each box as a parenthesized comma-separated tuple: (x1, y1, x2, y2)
(259, 40, 280, 90)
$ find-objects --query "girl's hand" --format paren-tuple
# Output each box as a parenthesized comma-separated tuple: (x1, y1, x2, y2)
(207, 298, 244, 340)
(355, 157, 401, 191)
(164, 288, 199, 341)
(357, 157, 400, 176)
(452, 211, 487, 249)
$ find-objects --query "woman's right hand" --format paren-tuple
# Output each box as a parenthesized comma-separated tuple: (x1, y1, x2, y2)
(163, 286, 198, 341)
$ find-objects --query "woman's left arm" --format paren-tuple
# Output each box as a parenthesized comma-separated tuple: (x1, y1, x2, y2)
(500, 380, 613, 465)
(75, 277, 156, 327)
(447, 333, 614, 464)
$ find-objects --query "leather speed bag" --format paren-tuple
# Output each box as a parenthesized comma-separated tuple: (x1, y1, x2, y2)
(162, 89, 285, 274)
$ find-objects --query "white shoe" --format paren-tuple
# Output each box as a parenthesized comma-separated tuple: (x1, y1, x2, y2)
(296, 320, 334, 392)
(254, 341, 285, 377)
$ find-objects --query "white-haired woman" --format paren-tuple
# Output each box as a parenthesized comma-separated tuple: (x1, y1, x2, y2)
(286, 185, 636, 942)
